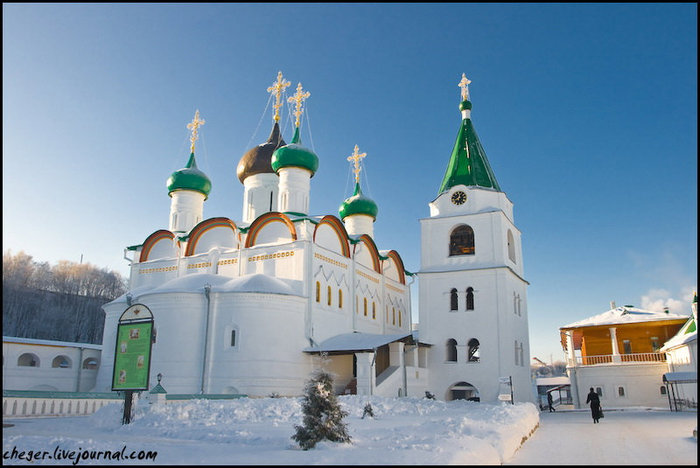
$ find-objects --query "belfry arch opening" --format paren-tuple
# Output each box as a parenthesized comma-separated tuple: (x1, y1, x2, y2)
(449, 225, 475, 256)
(447, 381, 480, 401)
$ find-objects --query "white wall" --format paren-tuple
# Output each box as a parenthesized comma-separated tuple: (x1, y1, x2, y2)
(3, 340, 101, 392)
(571, 363, 669, 409)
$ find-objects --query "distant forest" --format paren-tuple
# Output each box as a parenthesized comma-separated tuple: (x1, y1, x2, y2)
(3, 250, 127, 344)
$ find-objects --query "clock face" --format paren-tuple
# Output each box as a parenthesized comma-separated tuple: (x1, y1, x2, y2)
(451, 191, 467, 205)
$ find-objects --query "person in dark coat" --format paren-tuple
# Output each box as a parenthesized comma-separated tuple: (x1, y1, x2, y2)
(585, 387, 602, 423)
(547, 392, 555, 412)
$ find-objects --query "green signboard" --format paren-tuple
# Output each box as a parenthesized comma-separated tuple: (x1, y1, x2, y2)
(112, 308, 154, 391)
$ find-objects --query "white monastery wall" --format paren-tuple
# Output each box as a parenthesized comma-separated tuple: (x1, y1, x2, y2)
(3, 339, 101, 392)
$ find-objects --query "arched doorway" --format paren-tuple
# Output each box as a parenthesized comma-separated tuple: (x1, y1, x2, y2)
(447, 381, 480, 401)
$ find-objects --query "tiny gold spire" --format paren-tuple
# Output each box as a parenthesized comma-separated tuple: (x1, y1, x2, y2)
(347, 144, 367, 184)
(267, 71, 292, 122)
(458, 73, 472, 101)
(187, 110, 205, 154)
(288, 82, 311, 128)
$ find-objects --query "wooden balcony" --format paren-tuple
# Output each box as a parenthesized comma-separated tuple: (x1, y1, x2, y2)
(571, 352, 666, 366)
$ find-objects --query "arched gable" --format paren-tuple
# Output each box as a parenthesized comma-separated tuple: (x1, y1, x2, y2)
(353, 234, 381, 273)
(382, 250, 406, 285)
(140, 230, 176, 262)
(245, 211, 297, 248)
(185, 217, 239, 257)
(313, 215, 351, 258)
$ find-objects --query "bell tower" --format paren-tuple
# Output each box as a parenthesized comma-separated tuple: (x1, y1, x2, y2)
(419, 74, 532, 403)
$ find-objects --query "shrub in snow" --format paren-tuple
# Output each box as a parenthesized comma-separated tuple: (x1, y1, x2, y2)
(361, 403, 374, 419)
(292, 369, 351, 450)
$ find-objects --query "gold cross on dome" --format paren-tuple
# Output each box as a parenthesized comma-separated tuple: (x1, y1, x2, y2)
(267, 71, 291, 122)
(458, 73, 472, 101)
(187, 110, 205, 154)
(288, 82, 310, 127)
(347, 145, 367, 183)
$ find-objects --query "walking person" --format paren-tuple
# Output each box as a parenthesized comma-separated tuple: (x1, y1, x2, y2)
(547, 392, 555, 412)
(586, 387, 602, 423)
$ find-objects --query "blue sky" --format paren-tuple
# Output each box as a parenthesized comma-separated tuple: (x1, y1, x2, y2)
(3, 3, 697, 363)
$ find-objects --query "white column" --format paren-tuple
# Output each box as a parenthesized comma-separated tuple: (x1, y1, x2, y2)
(354, 352, 375, 396)
(565, 331, 576, 366)
(609, 327, 621, 363)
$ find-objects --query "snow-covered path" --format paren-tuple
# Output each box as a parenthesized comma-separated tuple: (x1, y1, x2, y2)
(505, 409, 697, 465)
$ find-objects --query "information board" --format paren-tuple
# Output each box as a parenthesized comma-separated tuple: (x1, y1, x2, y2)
(112, 318, 153, 391)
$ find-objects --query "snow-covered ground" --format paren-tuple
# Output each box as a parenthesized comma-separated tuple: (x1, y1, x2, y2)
(3, 396, 697, 465)
(3, 395, 539, 465)
(507, 409, 697, 465)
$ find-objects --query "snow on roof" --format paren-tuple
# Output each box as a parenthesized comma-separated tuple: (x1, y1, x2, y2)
(213, 274, 297, 295)
(561, 306, 689, 329)
(660, 318, 697, 352)
(303, 332, 412, 353)
(662, 371, 697, 383)
(114, 273, 300, 299)
(2, 336, 102, 350)
(149, 273, 230, 294)
(535, 376, 570, 387)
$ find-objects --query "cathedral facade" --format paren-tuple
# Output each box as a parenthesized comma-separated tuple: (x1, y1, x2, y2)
(94, 73, 532, 402)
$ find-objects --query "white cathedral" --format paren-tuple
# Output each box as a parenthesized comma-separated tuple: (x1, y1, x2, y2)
(94, 73, 533, 403)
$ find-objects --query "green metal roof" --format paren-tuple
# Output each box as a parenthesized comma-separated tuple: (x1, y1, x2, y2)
(339, 182, 378, 220)
(167, 152, 212, 198)
(271, 127, 319, 176)
(437, 99, 500, 195)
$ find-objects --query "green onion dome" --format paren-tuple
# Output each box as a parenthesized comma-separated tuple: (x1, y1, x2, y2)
(271, 126, 319, 176)
(167, 152, 212, 199)
(237, 122, 286, 184)
(339, 182, 378, 221)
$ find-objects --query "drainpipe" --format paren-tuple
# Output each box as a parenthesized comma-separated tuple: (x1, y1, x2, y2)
(200, 284, 212, 394)
(306, 236, 315, 347)
(370, 348, 377, 396)
(75, 347, 84, 392)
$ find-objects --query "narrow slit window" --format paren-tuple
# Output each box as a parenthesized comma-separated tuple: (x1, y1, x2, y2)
(466, 287, 474, 310)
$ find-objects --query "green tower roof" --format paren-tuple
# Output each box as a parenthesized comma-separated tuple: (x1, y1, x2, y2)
(339, 182, 378, 220)
(167, 152, 212, 199)
(437, 99, 501, 195)
(271, 126, 319, 176)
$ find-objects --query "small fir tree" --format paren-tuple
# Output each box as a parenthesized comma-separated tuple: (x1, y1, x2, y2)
(292, 369, 351, 450)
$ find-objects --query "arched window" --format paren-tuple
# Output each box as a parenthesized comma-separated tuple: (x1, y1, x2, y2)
(392, 307, 396, 325)
(398, 309, 402, 327)
(450, 288, 458, 311)
(327, 286, 332, 306)
(338, 289, 343, 308)
(315, 282, 320, 302)
(466, 287, 474, 310)
(467, 338, 480, 362)
(18, 353, 39, 367)
(446, 339, 458, 362)
(507, 229, 516, 263)
(364, 298, 368, 316)
(82, 358, 98, 370)
(52, 356, 72, 368)
(449, 225, 475, 256)
(372, 302, 376, 319)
